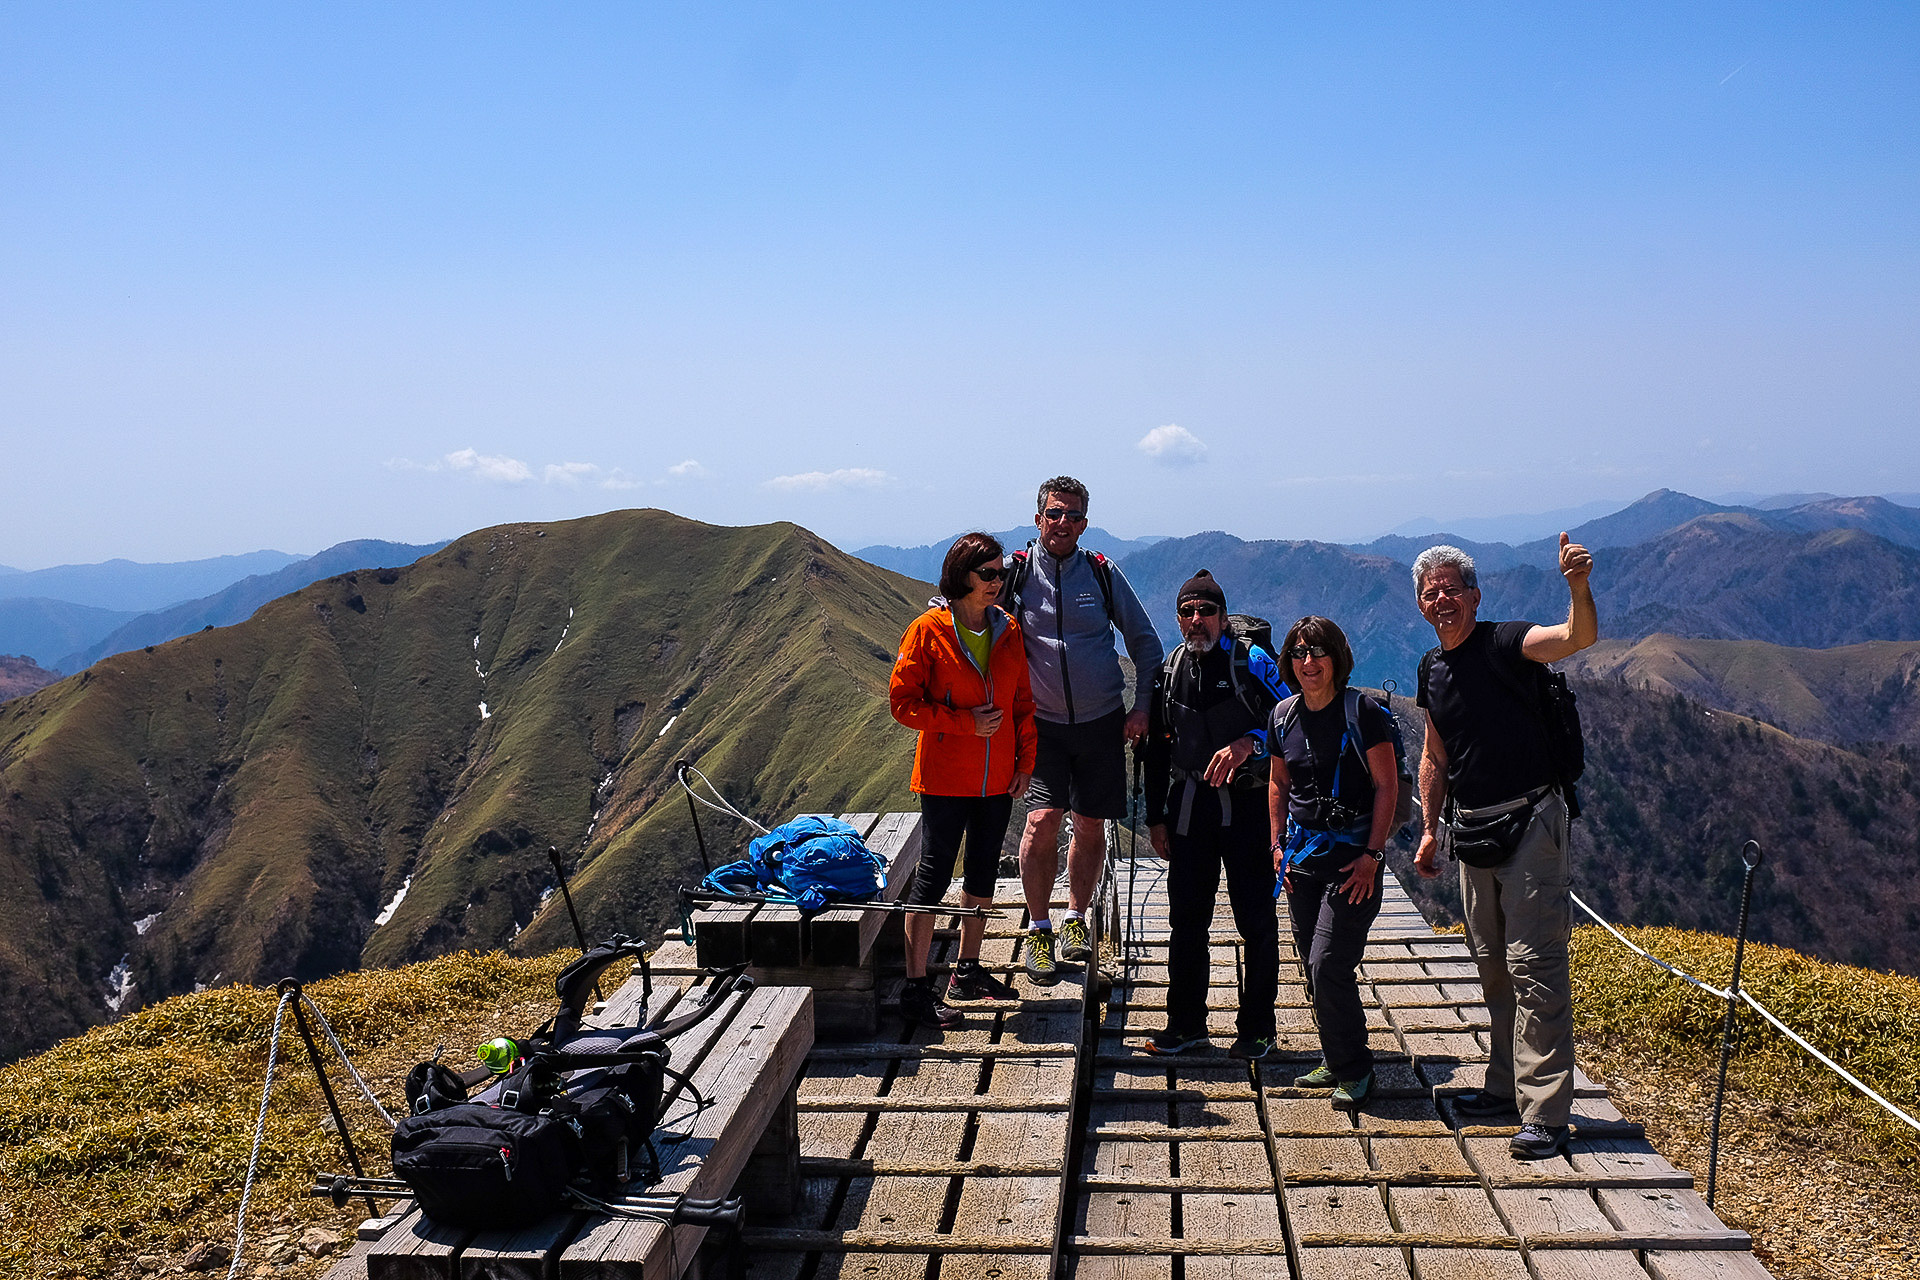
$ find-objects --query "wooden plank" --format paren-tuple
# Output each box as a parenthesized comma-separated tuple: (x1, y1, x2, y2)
(694, 900, 759, 968)
(1181, 1192, 1285, 1280)
(1074, 1192, 1173, 1280)
(1369, 1136, 1475, 1181)
(1410, 1251, 1532, 1280)
(796, 1054, 892, 1161)
(943, 1176, 1059, 1280)
(1385, 1185, 1508, 1237)
(365, 1208, 470, 1280)
(1642, 1253, 1776, 1279)
(1527, 1253, 1655, 1280)
(807, 1042, 1077, 1060)
(1273, 1135, 1371, 1181)
(1488, 1187, 1613, 1237)
(796, 1094, 1070, 1111)
(561, 985, 815, 1279)
(1284, 1184, 1393, 1237)
(1594, 1188, 1751, 1248)
(800, 1157, 1059, 1178)
(834, 1174, 944, 1280)
(867, 1056, 976, 1167)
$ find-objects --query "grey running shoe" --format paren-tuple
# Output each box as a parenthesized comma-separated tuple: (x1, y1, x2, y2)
(1509, 1123, 1570, 1159)
(1331, 1071, 1374, 1108)
(1293, 1063, 1337, 1088)
(1058, 917, 1092, 962)
(1143, 1029, 1205, 1056)
(1024, 929, 1060, 985)
(1228, 1036, 1273, 1061)
(1451, 1090, 1517, 1118)
(947, 963, 1018, 1002)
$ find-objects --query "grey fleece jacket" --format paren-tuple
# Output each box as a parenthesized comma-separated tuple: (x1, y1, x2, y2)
(1002, 544, 1165, 725)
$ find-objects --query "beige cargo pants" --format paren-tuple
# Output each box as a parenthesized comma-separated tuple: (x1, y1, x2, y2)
(1458, 790, 1574, 1127)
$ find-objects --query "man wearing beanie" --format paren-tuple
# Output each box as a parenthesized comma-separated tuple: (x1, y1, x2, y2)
(1140, 569, 1290, 1058)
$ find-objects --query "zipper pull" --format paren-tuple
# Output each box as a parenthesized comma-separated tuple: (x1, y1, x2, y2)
(500, 1146, 514, 1181)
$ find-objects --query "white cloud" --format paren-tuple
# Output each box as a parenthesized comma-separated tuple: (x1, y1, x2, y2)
(762, 467, 891, 492)
(1137, 424, 1207, 467)
(443, 448, 534, 482)
(543, 462, 640, 490)
(667, 459, 709, 479)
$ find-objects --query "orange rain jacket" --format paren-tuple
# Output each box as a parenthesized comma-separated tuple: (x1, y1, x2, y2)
(890, 602, 1037, 797)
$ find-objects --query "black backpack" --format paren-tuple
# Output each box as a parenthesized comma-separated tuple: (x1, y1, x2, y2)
(391, 1103, 581, 1229)
(1419, 645, 1585, 821)
(1272, 687, 1416, 832)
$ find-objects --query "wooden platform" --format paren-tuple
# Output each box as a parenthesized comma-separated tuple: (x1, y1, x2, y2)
(1065, 855, 1775, 1279)
(738, 873, 1098, 1280)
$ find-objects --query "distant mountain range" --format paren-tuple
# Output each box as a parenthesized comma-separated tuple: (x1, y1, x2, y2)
(0, 541, 445, 675)
(853, 525, 1167, 582)
(0, 549, 305, 612)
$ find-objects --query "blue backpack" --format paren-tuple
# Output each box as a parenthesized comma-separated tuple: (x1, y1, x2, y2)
(700, 816, 887, 911)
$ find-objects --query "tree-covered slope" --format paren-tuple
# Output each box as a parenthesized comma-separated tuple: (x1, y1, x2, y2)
(0, 510, 922, 1062)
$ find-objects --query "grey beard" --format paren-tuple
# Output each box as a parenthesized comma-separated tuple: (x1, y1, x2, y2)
(1182, 634, 1213, 657)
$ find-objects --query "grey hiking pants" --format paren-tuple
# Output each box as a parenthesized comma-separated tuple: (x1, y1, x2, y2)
(1457, 790, 1574, 1127)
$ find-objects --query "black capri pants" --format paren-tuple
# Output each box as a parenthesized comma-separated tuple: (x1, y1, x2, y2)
(906, 793, 1015, 903)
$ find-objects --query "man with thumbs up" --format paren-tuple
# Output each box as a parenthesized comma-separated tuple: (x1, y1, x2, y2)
(1408, 532, 1596, 1160)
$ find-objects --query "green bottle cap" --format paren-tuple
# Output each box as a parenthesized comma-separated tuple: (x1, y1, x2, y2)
(477, 1036, 519, 1073)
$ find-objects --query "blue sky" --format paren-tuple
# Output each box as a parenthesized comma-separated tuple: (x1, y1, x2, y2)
(2, 4, 1916, 567)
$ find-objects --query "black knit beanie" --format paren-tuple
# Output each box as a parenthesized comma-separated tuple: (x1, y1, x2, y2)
(1176, 569, 1226, 610)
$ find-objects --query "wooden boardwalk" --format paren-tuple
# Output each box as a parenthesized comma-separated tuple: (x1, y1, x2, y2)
(1069, 854, 1775, 1280)
(738, 870, 1091, 1278)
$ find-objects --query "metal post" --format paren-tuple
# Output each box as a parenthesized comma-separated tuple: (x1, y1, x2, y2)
(547, 845, 592, 953)
(1707, 839, 1763, 1208)
(677, 759, 714, 873)
(278, 980, 379, 1218)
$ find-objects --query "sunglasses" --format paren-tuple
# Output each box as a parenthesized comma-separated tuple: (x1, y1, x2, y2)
(1177, 602, 1220, 619)
(1286, 644, 1331, 661)
(1041, 507, 1087, 523)
(972, 564, 1006, 582)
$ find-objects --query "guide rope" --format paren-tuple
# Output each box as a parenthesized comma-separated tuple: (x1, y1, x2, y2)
(1570, 892, 1920, 1134)
(676, 762, 771, 835)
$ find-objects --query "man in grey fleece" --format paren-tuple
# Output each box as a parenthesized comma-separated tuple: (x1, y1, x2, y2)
(1001, 476, 1164, 983)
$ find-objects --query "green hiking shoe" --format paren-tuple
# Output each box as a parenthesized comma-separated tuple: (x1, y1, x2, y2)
(1024, 929, 1060, 985)
(1058, 916, 1092, 962)
(1293, 1063, 1338, 1088)
(1331, 1071, 1374, 1108)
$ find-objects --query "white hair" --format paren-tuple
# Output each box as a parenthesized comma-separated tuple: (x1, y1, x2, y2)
(1412, 545, 1478, 593)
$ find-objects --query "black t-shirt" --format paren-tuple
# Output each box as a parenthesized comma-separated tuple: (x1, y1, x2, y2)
(1417, 620, 1555, 808)
(1266, 691, 1393, 830)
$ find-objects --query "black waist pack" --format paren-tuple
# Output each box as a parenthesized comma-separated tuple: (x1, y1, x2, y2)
(1443, 795, 1541, 869)
(390, 1103, 581, 1228)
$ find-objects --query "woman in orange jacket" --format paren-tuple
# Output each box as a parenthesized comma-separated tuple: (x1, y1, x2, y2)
(889, 531, 1038, 1028)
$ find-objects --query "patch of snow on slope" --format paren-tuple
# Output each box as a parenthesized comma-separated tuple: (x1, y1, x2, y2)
(105, 956, 136, 1013)
(134, 912, 161, 936)
(657, 714, 677, 738)
(374, 875, 413, 926)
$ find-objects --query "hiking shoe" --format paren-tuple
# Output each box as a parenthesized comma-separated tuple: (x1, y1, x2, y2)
(1331, 1071, 1374, 1108)
(1143, 1029, 1206, 1056)
(1293, 1063, 1338, 1088)
(1509, 1123, 1570, 1160)
(947, 963, 1019, 1002)
(1228, 1036, 1273, 1061)
(1024, 929, 1060, 985)
(899, 981, 963, 1030)
(1058, 917, 1092, 962)
(1451, 1090, 1518, 1119)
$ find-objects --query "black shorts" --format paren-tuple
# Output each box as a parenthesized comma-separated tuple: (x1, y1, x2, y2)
(1027, 707, 1129, 820)
(908, 792, 1015, 902)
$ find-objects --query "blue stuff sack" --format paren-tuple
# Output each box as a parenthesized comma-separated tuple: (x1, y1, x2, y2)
(700, 816, 886, 911)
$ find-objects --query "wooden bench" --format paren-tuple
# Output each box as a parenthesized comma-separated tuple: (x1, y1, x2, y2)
(672, 811, 925, 1036)
(324, 973, 814, 1280)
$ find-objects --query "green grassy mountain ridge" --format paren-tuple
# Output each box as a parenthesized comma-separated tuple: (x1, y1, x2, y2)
(0, 510, 921, 1063)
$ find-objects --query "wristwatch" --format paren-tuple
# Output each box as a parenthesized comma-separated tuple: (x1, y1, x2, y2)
(1365, 848, 1385, 862)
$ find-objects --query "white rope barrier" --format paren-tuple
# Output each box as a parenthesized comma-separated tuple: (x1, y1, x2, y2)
(677, 764, 771, 835)
(1571, 893, 1920, 1135)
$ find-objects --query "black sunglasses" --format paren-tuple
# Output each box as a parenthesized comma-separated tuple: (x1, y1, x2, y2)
(1177, 602, 1220, 618)
(972, 564, 1006, 581)
(1041, 507, 1087, 523)
(1286, 644, 1330, 661)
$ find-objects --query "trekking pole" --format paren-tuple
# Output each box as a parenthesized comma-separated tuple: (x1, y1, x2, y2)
(676, 760, 715, 873)
(276, 980, 379, 1219)
(547, 846, 592, 953)
(1707, 839, 1764, 1209)
(1127, 748, 1143, 958)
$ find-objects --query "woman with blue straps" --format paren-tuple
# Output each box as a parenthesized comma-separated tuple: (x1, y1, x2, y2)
(1266, 615, 1400, 1107)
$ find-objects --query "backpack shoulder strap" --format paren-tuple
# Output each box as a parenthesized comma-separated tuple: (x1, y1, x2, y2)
(1085, 550, 1117, 624)
(1002, 545, 1033, 611)
(1227, 637, 1261, 718)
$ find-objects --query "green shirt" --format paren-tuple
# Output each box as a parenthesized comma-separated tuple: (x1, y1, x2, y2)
(957, 620, 992, 675)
